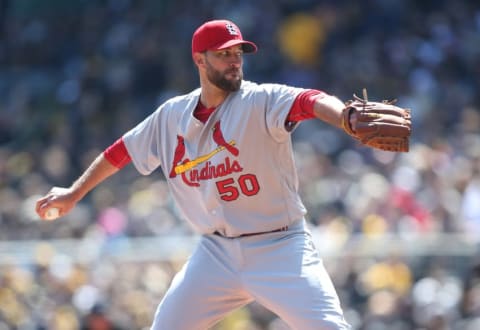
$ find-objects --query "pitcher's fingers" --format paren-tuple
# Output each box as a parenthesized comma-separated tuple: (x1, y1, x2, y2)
(35, 197, 47, 214)
(36, 199, 53, 216)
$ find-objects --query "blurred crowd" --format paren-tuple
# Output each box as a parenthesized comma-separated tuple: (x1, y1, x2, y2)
(1, 0, 480, 329)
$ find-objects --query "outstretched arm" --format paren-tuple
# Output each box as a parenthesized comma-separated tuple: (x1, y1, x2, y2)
(35, 153, 120, 220)
(285, 90, 346, 130)
(287, 89, 411, 152)
(313, 90, 412, 152)
(312, 93, 346, 129)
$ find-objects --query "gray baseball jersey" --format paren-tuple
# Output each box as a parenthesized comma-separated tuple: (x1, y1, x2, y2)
(123, 80, 307, 237)
(123, 80, 350, 329)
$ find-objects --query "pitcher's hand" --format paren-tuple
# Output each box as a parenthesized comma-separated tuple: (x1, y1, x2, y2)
(35, 187, 78, 221)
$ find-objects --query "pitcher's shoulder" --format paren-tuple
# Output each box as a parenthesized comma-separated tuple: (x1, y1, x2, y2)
(158, 89, 200, 114)
(241, 81, 298, 96)
(164, 89, 200, 106)
(240, 80, 275, 95)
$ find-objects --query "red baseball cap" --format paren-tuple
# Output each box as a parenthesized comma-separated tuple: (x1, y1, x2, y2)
(192, 19, 257, 55)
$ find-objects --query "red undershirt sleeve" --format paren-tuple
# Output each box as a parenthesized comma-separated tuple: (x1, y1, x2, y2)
(103, 137, 132, 169)
(286, 89, 326, 123)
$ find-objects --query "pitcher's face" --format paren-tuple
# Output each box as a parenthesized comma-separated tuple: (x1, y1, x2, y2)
(203, 45, 244, 92)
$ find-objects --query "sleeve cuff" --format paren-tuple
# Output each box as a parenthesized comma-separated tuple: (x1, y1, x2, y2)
(103, 137, 132, 169)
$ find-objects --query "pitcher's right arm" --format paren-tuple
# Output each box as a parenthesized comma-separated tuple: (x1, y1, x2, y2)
(36, 138, 130, 220)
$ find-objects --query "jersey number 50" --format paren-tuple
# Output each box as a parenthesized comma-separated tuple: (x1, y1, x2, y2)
(215, 174, 260, 201)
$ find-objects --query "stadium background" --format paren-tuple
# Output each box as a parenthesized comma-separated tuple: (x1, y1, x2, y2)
(1, 0, 480, 329)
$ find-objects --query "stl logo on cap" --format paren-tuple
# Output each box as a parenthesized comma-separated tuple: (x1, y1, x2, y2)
(191, 19, 258, 55)
(225, 23, 239, 36)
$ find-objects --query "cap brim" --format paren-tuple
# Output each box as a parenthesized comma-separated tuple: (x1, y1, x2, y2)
(214, 39, 258, 53)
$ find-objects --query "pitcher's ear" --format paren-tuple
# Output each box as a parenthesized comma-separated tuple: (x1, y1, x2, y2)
(193, 52, 204, 66)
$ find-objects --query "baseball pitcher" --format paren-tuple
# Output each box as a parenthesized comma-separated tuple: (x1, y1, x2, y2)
(36, 19, 410, 329)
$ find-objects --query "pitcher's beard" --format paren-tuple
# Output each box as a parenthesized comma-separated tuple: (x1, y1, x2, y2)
(206, 66, 242, 92)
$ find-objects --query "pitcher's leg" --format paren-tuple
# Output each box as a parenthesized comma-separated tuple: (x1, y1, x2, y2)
(151, 236, 252, 330)
(243, 231, 350, 330)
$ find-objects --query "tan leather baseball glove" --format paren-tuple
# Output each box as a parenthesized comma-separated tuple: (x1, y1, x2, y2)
(341, 90, 411, 152)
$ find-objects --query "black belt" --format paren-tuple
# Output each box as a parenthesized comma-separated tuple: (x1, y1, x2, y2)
(213, 226, 289, 238)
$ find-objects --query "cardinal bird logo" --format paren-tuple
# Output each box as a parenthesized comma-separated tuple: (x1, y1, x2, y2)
(169, 120, 240, 179)
(169, 135, 186, 178)
(212, 121, 239, 156)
